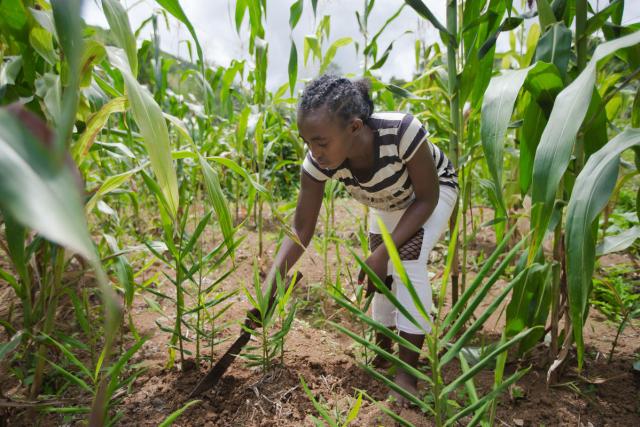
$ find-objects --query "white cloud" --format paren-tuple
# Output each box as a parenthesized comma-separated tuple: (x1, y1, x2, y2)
(82, 0, 640, 90)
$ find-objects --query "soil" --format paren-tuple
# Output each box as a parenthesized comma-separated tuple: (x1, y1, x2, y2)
(1, 199, 639, 426)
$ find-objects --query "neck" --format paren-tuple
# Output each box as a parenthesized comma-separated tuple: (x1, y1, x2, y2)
(346, 124, 375, 170)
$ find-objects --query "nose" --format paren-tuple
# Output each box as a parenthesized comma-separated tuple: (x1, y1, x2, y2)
(310, 146, 325, 163)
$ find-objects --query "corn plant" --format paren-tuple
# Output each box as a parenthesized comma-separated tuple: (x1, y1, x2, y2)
(590, 265, 640, 361)
(38, 333, 146, 424)
(0, 2, 124, 423)
(480, 10, 640, 371)
(243, 266, 298, 374)
(329, 219, 538, 426)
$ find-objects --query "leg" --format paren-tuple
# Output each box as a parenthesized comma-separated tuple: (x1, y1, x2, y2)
(393, 331, 425, 398)
(371, 283, 396, 369)
(391, 186, 459, 402)
(373, 326, 396, 369)
(369, 232, 396, 368)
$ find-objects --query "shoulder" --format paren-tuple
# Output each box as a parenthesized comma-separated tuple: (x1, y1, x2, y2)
(367, 112, 405, 131)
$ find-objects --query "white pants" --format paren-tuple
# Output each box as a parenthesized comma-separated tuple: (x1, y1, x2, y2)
(369, 185, 458, 335)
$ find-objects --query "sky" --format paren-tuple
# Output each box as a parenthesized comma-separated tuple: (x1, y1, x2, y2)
(82, 0, 640, 90)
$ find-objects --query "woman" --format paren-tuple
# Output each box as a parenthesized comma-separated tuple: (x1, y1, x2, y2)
(257, 74, 458, 400)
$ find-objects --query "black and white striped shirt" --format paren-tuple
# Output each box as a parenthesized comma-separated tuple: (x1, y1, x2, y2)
(302, 112, 458, 211)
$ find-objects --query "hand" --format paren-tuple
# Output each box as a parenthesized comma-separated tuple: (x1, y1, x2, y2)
(244, 307, 262, 330)
(358, 248, 389, 296)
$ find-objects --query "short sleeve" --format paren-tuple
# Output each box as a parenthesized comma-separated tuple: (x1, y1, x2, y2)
(398, 114, 428, 162)
(302, 152, 332, 182)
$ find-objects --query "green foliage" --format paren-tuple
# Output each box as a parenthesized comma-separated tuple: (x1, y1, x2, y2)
(1, 0, 639, 424)
(330, 220, 537, 426)
(243, 267, 298, 373)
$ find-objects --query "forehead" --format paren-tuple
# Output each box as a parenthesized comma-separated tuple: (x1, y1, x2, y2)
(298, 106, 340, 137)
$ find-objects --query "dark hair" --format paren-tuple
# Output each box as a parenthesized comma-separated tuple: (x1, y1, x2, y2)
(298, 74, 374, 124)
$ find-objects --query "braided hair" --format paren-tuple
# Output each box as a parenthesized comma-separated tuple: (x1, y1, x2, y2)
(298, 75, 374, 124)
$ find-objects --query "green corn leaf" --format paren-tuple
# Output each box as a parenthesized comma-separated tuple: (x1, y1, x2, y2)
(530, 30, 640, 258)
(51, 0, 83, 154)
(345, 391, 363, 425)
(0, 108, 96, 261)
(440, 327, 539, 397)
(107, 336, 148, 396)
(565, 127, 640, 369)
(585, 0, 622, 38)
(320, 37, 352, 74)
(300, 375, 339, 427)
(155, 0, 203, 66)
(519, 100, 546, 195)
(182, 211, 212, 256)
(329, 289, 421, 353)
(441, 268, 527, 366)
(207, 156, 268, 194)
(158, 400, 201, 427)
(102, 0, 138, 76)
(377, 218, 431, 327)
(404, 0, 451, 42)
(303, 35, 321, 66)
(366, 4, 405, 57)
(445, 368, 530, 426)
(360, 362, 433, 415)
(534, 22, 572, 78)
(481, 63, 535, 237)
(29, 27, 56, 65)
(0, 331, 23, 362)
(288, 40, 297, 96)
(42, 333, 93, 381)
(535, 0, 557, 30)
(30, 7, 57, 41)
(108, 47, 179, 218)
(349, 249, 423, 333)
(442, 227, 523, 331)
(596, 225, 640, 256)
(235, 0, 247, 32)
(199, 156, 236, 260)
(46, 359, 93, 393)
(289, 0, 303, 29)
(478, 16, 524, 59)
(73, 96, 127, 162)
(505, 263, 553, 354)
(86, 164, 146, 213)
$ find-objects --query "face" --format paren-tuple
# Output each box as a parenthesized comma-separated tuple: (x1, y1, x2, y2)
(297, 106, 362, 170)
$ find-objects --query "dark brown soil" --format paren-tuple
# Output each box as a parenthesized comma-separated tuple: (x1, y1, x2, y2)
(1, 200, 639, 426)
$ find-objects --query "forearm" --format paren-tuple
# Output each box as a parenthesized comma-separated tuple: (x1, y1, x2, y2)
(264, 228, 311, 305)
(266, 237, 305, 292)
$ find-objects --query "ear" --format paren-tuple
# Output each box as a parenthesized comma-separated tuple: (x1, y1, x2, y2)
(348, 118, 364, 134)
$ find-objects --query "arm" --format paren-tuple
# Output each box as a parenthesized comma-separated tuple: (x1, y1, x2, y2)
(363, 142, 440, 287)
(263, 170, 325, 305)
(384, 141, 440, 254)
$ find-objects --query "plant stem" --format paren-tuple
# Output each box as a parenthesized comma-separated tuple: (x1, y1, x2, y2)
(447, 0, 461, 306)
(30, 247, 65, 398)
(608, 310, 630, 362)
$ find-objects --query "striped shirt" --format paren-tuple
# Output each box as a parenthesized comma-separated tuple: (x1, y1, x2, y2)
(302, 112, 458, 211)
